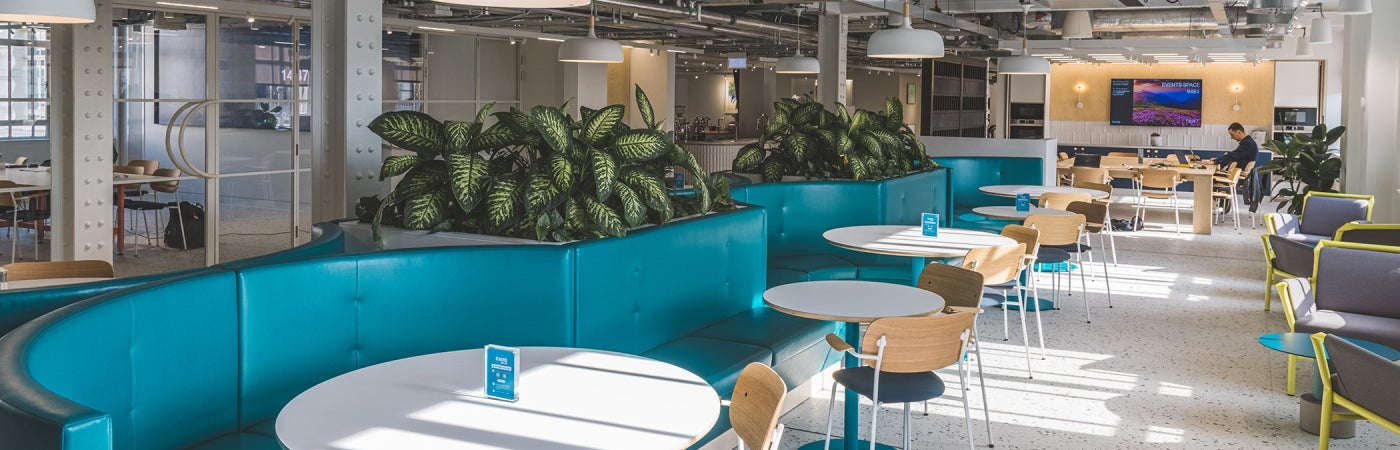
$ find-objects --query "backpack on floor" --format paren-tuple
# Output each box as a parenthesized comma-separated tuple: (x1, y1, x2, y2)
(164, 201, 206, 250)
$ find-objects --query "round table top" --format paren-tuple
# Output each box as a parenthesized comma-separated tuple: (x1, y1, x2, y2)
(823, 225, 1018, 259)
(978, 185, 1110, 200)
(1, 277, 110, 290)
(1258, 332, 1400, 360)
(971, 206, 1079, 221)
(763, 280, 945, 323)
(276, 347, 720, 450)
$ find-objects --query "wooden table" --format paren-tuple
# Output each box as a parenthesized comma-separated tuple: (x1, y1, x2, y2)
(823, 225, 1017, 259)
(0, 167, 191, 254)
(1049, 162, 1218, 234)
(763, 280, 944, 450)
(978, 184, 1110, 201)
(276, 347, 720, 450)
(1, 277, 109, 290)
(971, 206, 1078, 221)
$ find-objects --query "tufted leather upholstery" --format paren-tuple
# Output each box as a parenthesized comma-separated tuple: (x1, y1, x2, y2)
(931, 157, 1044, 231)
(730, 170, 952, 286)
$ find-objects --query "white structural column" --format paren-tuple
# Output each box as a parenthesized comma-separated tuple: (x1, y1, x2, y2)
(312, 0, 385, 221)
(1340, 3, 1400, 221)
(565, 63, 609, 117)
(817, 3, 847, 106)
(49, 3, 115, 262)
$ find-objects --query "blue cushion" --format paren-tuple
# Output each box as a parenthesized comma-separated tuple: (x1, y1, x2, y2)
(832, 366, 946, 404)
(690, 307, 839, 363)
(187, 432, 281, 450)
(1037, 248, 1072, 264)
(1279, 232, 1326, 246)
(767, 268, 810, 288)
(642, 337, 772, 400)
(856, 264, 914, 283)
(771, 254, 858, 280)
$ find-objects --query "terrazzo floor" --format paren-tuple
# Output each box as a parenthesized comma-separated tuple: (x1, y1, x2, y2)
(773, 197, 1400, 449)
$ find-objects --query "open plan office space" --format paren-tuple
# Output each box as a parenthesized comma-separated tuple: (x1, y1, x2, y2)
(0, 0, 1399, 449)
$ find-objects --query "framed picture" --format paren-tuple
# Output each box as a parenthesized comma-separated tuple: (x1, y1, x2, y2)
(724, 76, 739, 114)
(906, 83, 917, 104)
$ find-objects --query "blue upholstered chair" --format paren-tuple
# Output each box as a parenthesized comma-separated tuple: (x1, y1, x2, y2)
(1265, 192, 1374, 246)
(821, 312, 979, 450)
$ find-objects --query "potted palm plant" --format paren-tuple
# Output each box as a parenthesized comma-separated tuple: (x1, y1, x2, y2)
(1258, 124, 1345, 214)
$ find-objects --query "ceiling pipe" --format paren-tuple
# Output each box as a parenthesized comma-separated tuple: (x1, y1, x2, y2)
(1088, 8, 1247, 33)
(589, 0, 810, 38)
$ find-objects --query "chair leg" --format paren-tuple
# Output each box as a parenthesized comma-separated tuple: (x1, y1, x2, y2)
(971, 337, 995, 447)
(903, 403, 912, 450)
(959, 362, 975, 450)
(1286, 355, 1297, 396)
(1318, 390, 1334, 450)
(1001, 298, 1010, 341)
(1098, 238, 1113, 309)
(1264, 269, 1275, 312)
(1015, 294, 1033, 378)
(824, 381, 839, 450)
(869, 401, 880, 450)
(1173, 195, 1181, 236)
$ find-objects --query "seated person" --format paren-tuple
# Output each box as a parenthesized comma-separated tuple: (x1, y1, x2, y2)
(1204, 122, 1258, 168)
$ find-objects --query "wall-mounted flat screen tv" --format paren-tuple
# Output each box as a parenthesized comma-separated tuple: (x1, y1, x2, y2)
(1109, 79, 1203, 127)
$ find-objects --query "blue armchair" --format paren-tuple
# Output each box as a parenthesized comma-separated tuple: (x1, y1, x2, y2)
(1265, 192, 1373, 246)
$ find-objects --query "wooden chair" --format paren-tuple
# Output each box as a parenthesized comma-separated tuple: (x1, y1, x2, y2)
(0, 180, 50, 263)
(1064, 201, 1115, 322)
(1070, 167, 1111, 187)
(1025, 213, 1089, 319)
(912, 263, 995, 445)
(821, 312, 979, 450)
(0, 260, 114, 281)
(1211, 167, 1244, 232)
(123, 168, 183, 254)
(1076, 181, 1119, 265)
(1038, 192, 1092, 210)
(124, 160, 160, 198)
(1311, 332, 1400, 450)
(1136, 168, 1183, 235)
(731, 362, 787, 450)
(966, 241, 1044, 378)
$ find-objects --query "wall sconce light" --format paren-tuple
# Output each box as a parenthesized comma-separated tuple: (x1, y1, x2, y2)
(1075, 84, 1085, 109)
(1231, 85, 1242, 111)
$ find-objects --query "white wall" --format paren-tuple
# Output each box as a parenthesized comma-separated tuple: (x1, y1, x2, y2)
(682, 74, 730, 124)
(521, 40, 565, 111)
(1340, 4, 1400, 221)
(1260, 19, 1345, 126)
(627, 48, 675, 131)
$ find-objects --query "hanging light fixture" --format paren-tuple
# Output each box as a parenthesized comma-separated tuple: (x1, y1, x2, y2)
(999, 4, 1050, 75)
(776, 9, 819, 74)
(1309, 10, 1332, 44)
(1338, 0, 1372, 14)
(1296, 28, 1313, 56)
(0, 0, 95, 24)
(866, 0, 944, 59)
(558, 4, 623, 64)
(1062, 10, 1093, 39)
(435, 0, 590, 7)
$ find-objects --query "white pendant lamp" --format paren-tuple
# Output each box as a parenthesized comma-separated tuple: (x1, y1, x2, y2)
(1296, 32, 1313, 56)
(1062, 10, 1093, 39)
(1338, 0, 1372, 15)
(558, 10, 623, 64)
(435, 0, 591, 7)
(1309, 17, 1332, 44)
(867, 0, 944, 59)
(999, 4, 1050, 75)
(0, 0, 95, 24)
(775, 9, 819, 74)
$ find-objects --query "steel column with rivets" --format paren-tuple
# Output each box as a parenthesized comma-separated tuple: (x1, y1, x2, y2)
(817, 3, 847, 107)
(312, 0, 385, 221)
(49, 2, 115, 262)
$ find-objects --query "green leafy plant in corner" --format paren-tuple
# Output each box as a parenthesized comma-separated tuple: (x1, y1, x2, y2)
(1257, 124, 1345, 215)
(356, 85, 732, 247)
(731, 97, 936, 182)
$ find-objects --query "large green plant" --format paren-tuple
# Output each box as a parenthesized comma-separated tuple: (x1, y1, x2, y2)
(356, 85, 731, 247)
(730, 97, 935, 181)
(1258, 124, 1345, 215)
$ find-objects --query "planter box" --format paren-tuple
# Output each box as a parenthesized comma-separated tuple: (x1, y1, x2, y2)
(339, 222, 558, 252)
(732, 172, 836, 184)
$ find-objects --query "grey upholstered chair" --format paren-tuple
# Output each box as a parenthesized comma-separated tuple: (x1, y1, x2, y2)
(1280, 241, 1400, 351)
(1265, 192, 1374, 246)
(1310, 333, 1400, 450)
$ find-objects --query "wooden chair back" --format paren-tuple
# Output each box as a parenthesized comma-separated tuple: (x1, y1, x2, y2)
(862, 312, 976, 373)
(1106, 151, 1138, 158)
(1138, 168, 1181, 190)
(1058, 152, 1070, 161)
(1039, 192, 1092, 210)
(731, 362, 787, 450)
(12, 156, 27, 166)
(113, 166, 145, 194)
(149, 168, 182, 194)
(915, 263, 985, 310)
(1164, 153, 1183, 164)
(128, 159, 159, 175)
(1024, 213, 1086, 246)
(1000, 224, 1040, 257)
(1065, 201, 1108, 233)
(962, 243, 1027, 286)
(1071, 167, 1111, 185)
(1, 260, 115, 281)
(1078, 181, 1113, 202)
(0, 180, 20, 208)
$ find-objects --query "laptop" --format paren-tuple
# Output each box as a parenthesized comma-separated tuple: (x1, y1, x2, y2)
(1073, 154, 1102, 168)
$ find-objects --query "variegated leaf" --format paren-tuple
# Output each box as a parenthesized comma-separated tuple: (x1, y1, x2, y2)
(582, 104, 625, 146)
(531, 105, 573, 155)
(402, 189, 450, 230)
(485, 175, 523, 230)
(546, 153, 575, 189)
(368, 111, 447, 157)
(733, 144, 764, 173)
(582, 195, 627, 237)
(590, 150, 619, 201)
(612, 130, 668, 163)
(470, 122, 518, 152)
(443, 121, 474, 153)
(380, 155, 422, 180)
(525, 172, 564, 215)
(635, 84, 657, 129)
(445, 152, 490, 212)
(612, 182, 648, 227)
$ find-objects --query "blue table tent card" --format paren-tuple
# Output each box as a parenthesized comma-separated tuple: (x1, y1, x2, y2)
(922, 213, 939, 237)
(485, 345, 519, 402)
(1015, 193, 1031, 212)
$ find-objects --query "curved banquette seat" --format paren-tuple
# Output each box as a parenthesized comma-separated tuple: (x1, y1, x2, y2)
(0, 207, 838, 449)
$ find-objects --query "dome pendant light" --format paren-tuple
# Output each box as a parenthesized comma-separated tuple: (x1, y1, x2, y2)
(558, 7, 624, 64)
(866, 0, 944, 59)
(0, 0, 95, 24)
(999, 4, 1050, 75)
(776, 9, 820, 74)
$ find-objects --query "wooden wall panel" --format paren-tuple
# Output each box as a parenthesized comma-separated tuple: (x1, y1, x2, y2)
(1047, 62, 1275, 126)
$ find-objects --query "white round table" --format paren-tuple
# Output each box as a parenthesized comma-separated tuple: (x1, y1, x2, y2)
(763, 280, 944, 450)
(978, 184, 1109, 200)
(823, 225, 1018, 259)
(276, 347, 720, 450)
(971, 206, 1079, 221)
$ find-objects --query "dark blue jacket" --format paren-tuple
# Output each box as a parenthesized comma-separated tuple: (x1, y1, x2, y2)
(1218, 136, 1258, 168)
